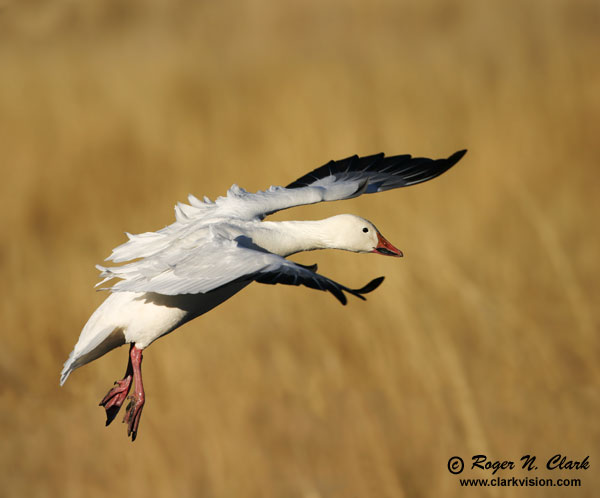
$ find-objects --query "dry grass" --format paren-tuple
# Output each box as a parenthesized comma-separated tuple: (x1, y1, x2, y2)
(1, 0, 599, 496)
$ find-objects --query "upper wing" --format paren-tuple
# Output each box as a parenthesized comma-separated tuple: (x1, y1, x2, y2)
(137, 149, 465, 228)
(97, 231, 384, 304)
(234, 149, 466, 219)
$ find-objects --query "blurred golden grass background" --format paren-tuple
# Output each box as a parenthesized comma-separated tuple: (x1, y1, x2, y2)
(1, 0, 599, 496)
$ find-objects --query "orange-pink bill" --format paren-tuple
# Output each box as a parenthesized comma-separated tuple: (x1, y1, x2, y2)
(372, 231, 403, 257)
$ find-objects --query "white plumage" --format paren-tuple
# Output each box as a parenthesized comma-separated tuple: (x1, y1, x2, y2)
(61, 149, 466, 440)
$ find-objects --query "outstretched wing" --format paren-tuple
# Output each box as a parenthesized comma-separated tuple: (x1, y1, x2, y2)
(236, 149, 466, 219)
(155, 149, 465, 225)
(97, 232, 383, 305)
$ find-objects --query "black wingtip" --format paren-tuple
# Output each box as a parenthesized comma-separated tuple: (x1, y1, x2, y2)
(297, 263, 319, 272)
(356, 276, 385, 295)
(335, 276, 385, 305)
(404, 148, 465, 186)
(447, 149, 467, 166)
(335, 290, 348, 305)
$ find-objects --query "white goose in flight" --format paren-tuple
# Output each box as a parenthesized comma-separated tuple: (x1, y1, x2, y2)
(60, 149, 466, 440)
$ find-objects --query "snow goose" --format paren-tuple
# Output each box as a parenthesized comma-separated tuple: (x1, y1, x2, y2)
(61, 148, 466, 440)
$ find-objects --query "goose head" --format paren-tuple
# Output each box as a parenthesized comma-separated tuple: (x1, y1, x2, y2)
(326, 214, 403, 257)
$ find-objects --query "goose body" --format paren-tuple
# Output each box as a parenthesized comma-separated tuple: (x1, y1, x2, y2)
(61, 149, 466, 440)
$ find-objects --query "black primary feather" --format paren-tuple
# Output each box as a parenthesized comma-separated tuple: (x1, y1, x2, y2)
(286, 149, 466, 191)
(254, 263, 385, 305)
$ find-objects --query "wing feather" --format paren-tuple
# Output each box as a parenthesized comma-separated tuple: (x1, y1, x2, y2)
(98, 234, 383, 304)
(230, 149, 466, 219)
(287, 150, 466, 192)
(118, 150, 465, 231)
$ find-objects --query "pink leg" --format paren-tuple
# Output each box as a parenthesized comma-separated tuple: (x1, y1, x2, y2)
(122, 345, 145, 441)
(99, 344, 134, 426)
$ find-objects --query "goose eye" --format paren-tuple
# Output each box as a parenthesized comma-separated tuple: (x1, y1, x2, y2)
(362, 227, 369, 233)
